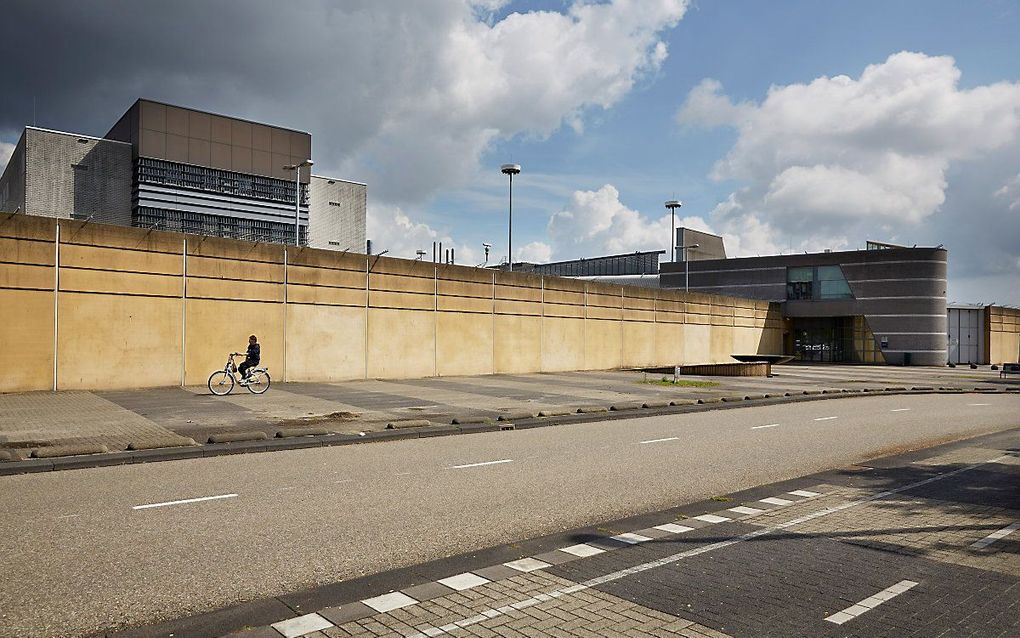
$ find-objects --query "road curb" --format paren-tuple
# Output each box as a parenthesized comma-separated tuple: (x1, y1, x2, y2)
(0, 387, 1014, 476)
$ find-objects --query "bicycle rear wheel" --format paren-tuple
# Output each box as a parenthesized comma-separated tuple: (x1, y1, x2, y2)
(208, 371, 234, 395)
(246, 370, 271, 394)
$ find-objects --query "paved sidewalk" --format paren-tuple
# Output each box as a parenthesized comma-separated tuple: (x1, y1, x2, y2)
(117, 425, 1020, 638)
(1, 364, 1012, 458)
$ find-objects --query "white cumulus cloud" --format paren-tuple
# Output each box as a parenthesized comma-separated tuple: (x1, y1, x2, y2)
(677, 51, 1020, 301)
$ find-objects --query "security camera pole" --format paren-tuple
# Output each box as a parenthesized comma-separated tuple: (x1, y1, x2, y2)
(501, 164, 521, 271)
(284, 159, 314, 246)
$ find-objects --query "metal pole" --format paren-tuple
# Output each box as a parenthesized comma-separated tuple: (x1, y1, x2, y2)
(508, 172, 513, 272)
(671, 208, 675, 262)
(294, 165, 300, 246)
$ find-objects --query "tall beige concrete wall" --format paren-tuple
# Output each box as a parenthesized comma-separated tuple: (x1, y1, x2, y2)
(988, 305, 1020, 364)
(0, 213, 782, 392)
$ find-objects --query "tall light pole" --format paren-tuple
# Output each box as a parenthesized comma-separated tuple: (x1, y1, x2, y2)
(284, 159, 314, 246)
(664, 200, 682, 262)
(677, 242, 700, 292)
(501, 163, 521, 271)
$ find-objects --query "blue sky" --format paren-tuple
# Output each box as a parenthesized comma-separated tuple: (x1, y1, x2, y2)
(1, 0, 1018, 302)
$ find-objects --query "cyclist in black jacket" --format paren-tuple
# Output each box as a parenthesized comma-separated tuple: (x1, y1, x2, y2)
(238, 335, 260, 384)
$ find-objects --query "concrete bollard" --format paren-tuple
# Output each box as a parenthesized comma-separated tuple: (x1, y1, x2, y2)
(207, 431, 269, 443)
(128, 438, 198, 450)
(385, 419, 432, 429)
(31, 443, 110, 458)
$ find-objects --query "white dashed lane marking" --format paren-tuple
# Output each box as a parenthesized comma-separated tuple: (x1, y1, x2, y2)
(814, 416, 839, 421)
(132, 493, 238, 510)
(447, 459, 514, 469)
(890, 408, 911, 412)
(637, 437, 680, 444)
(970, 520, 1020, 549)
(751, 423, 779, 430)
(968, 403, 990, 406)
(825, 580, 919, 625)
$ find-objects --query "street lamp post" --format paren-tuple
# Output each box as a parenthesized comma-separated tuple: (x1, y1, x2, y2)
(664, 200, 682, 262)
(284, 159, 314, 246)
(501, 164, 521, 271)
(677, 242, 700, 292)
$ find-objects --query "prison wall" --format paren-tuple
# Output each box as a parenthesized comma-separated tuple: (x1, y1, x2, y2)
(0, 213, 782, 392)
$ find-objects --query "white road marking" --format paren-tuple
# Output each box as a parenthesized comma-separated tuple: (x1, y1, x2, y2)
(610, 532, 652, 544)
(637, 437, 680, 444)
(447, 459, 514, 469)
(394, 472, 412, 477)
(759, 497, 793, 506)
(751, 423, 779, 430)
(693, 514, 730, 523)
(728, 506, 765, 516)
(788, 489, 821, 498)
(271, 613, 333, 638)
(504, 558, 551, 573)
(814, 416, 838, 421)
(132, 493, 238, 510)
(968, 403, 990, 406)
(970, 520, 1020, 549)
(437, 572, 490, 591)
(654, 523, 694, 534)
(559, 544, 605, 557)
(362, 591, 419, 613)
(825, 580, 919, 625)
(403, 455, 1005, 638)
(890, 408, 911, 412)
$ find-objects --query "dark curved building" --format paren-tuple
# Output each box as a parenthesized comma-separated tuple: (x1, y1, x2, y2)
(661, 235, 948, 365)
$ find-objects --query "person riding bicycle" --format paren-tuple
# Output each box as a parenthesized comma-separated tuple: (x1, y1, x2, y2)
(238, 335, 260, 385)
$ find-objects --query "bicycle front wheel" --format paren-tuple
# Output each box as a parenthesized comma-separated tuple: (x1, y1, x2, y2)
(208, 371, 235, 396)
(246, 370, 271, 394)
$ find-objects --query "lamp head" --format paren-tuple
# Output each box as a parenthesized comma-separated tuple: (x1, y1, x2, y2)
(664, 200, 682, 209)
(501, 163, 521, 175)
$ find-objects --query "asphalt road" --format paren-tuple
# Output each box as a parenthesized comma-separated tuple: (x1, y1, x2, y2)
(1, 393, 1017, 637)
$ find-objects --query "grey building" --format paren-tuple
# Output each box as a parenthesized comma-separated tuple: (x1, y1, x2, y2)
(660, 232, 948, 365)
(1, 99, 367, 250)
(308, 175, 367, 251)
(105, 99, 312, 244)
(510, 250, 665, 276)
(0, 127, 132, 225)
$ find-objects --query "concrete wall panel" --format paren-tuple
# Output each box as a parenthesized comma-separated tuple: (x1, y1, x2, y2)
(58, 293, 181, 390)
(286, 303, 366, 381)
(184, 298, 284, 386)
(494, 314, 542, 374)
(585, 319, 623, 370)
(367, 308, 434, 378)
(0, 289, 54, 391)
(437, 312, 493, 376)
(542, 317, 585, 372)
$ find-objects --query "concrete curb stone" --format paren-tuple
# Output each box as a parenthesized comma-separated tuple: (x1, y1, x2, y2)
(698, 397, 722, 404)
(538, 408, 572, 417)
(610, 402, 643, 411)
(670, 399, 698, 406)
(743, 393, 767, 400)
(803, 390, 822, 395)
(50, 451, 133, 471)
(720, 395, 746, 402)
(127, 438, 198, 450)
(451, 416, 489, 425)
(385, 419, 432, 429)
(642, 400, 671, 408)
(576, 406, 610, 413)
(31, 443, 110, 458)
(208, 431, 268, 444)
(202, 441, 270, 456)
(0, 450, 13, 462)
(498, 411, 536, 421)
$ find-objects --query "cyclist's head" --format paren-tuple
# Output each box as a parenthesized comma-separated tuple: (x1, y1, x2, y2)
(249, 334, 257, 343)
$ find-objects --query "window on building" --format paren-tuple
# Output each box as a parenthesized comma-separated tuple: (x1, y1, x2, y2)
(817, 265, 853, 299)
(786, 267, 813, 300)
(787, 265, 853, 300)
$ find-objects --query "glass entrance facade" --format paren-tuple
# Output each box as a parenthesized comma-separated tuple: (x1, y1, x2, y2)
(790, 316, 886, 363)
